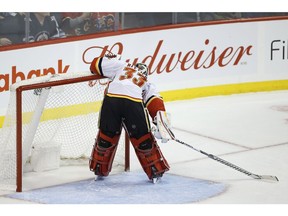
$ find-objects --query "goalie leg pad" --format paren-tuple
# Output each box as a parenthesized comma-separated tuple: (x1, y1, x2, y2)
(89, 130, 120, 176)
(130, 133, 170, 179)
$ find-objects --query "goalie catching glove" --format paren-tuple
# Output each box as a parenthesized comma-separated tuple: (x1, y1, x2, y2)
(152, 111, 174, 143)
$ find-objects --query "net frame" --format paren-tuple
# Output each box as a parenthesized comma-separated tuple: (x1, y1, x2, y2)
(6, 72, 130, 192)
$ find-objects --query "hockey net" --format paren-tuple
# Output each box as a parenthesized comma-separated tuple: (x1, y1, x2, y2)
(0, 71, 130, 192)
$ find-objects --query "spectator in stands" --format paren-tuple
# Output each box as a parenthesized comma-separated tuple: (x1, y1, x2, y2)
(25, 12, 66, 42)
(92, 12, 116, 32)
(214, 13, 241, 20)
(123, 13, 156, 29)
(61, 12, 92, 36)
(176, 13, 198, 23)
(0, 12, 25, 46)
(200, 12, 241, 21)
(241, 12, 288, 18)
(61, 12, 116, 35)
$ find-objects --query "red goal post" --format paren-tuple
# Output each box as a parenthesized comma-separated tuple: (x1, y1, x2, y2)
(0, 71, 130, 192)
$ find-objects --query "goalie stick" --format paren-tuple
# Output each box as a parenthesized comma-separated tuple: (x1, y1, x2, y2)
(156, 114, 279, 182)
(173, 138, 279, 181)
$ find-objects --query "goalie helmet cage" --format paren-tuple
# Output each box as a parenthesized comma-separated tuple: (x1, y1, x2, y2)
(0, 72, 130, 192)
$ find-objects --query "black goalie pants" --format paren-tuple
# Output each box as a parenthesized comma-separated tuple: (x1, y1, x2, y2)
(99, 95, 151, 138)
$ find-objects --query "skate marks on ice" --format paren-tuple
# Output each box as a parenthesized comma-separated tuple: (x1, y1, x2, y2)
(6, 171, 226, 204)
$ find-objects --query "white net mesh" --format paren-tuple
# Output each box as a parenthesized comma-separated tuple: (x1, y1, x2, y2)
(0, 72, 127, 190)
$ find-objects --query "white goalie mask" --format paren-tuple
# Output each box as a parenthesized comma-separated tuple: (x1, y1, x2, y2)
(136, 63, 149, 78)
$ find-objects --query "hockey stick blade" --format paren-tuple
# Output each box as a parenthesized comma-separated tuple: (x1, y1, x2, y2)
(172, 137, 279, 182)
(249, 174, 279, 181)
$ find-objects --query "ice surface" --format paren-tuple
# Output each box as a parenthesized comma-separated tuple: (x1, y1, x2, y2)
(1, 90, 288, 214)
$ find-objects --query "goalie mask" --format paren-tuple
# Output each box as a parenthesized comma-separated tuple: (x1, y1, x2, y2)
(136, 63, 149, 78)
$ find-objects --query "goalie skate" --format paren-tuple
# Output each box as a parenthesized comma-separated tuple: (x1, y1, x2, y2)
(151, 166, 163, 184)
(152, 176, 162, 184)
(94, 175, 105, 181)
(93, 164, 105, 181)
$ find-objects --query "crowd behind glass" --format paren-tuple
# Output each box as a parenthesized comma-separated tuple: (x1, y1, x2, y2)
(1, 12, 287, 47)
